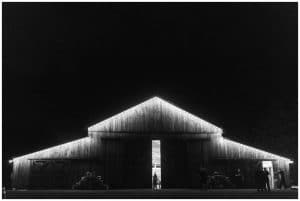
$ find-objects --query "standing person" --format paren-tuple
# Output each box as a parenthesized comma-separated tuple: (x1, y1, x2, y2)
(255, 165, 264, 192)
(263, 168, 271, 192)
(278, 170, 287, 189)
(158, 179, 161, 189)
(234, 168, 244, 188)
(153, 173, 158, 190)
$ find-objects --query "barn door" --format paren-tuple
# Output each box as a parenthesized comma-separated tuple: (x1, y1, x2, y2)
(124, 139, 152, 188)
(103, 139, 126, 189)
(161, 139, 188, 188)
(186, 140, 204, 188)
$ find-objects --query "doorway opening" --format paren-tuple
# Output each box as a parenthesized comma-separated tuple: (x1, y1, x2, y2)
(262, 161, 274, 189)
(152, 140, 161, 189)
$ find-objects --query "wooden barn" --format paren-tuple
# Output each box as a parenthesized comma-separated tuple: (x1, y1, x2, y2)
(10, 97, 293, 190)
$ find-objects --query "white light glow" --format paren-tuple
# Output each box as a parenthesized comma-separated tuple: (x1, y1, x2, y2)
(152, 140, 161, 187)
(12, 97, 292, 167)
(160, 97, 223, 134)
(12, 137, 91, 162)
(262, 161, 272, 167)
(221, 137, 293, 163)
(88, 96, 223, 134)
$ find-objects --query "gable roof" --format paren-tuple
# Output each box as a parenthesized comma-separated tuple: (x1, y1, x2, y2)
(11, 97, 292, 164)
(88, 97, 222, 134)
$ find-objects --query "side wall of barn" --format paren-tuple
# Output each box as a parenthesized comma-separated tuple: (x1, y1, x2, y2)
(11, 134, 292, 189)
(205, 137, 291, 186)
(11, 135, 153, 190)
(11, 136, 103, 189)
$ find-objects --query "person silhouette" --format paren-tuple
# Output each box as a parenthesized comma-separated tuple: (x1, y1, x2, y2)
(278, 169, 287, 189)
(234, 168, 243, 188)
(263, 168, 270, 192)
(153, 173, 158, 190)
(255, 165, 264, 192)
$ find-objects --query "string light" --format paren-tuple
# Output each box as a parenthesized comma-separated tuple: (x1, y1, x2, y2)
(220, 137, 293, 163)
(11, 97, 292, 166)
(88, 96, 223, 134)
(11, 137, 91, 162)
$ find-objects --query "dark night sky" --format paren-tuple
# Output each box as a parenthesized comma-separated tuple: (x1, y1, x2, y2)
(2, 3, 298, 184)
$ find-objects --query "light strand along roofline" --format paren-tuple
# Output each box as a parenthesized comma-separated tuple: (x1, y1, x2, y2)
(10, 137, 91, 162)
(88, 96, 223, 134)
(221, 137, 293, 163)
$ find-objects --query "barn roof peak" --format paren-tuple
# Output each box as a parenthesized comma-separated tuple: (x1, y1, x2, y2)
(88, 96, 223, 135)
(143, 96, 167, 103)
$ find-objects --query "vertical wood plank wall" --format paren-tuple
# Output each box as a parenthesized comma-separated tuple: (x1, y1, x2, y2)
(11, 97, 291, 189)
(185, 140, 205, 188)
(161, 139, 188, 188)
(102, 138, 126, 188)
(204, 138, 291, 186)
(11, 137, 99, 189)
(11, 135, 291, 189)
(124, 139, 152, 188)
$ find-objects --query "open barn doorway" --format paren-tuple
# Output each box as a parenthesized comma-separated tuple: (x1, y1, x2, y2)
(152, 140, 161, 189)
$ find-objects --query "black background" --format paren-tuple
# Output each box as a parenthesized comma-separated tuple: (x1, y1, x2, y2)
(3, 3, 298, 186)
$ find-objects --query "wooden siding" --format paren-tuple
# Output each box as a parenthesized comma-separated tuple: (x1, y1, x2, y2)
(185, 140, 205, 188)
(89, 131, 220, 139)
(11, 135, 292, 189)
(28, 159, 104, 189)
(10, 97, 292, 189)
(123, 139, 152, 188)
(204, 137, 291, 186)
(207, 137, 292, 162)
(11, 137, 99, 189)
(101, 138, 152, 189)
(161, 139, 188, 188)
(160, 138, 292, 188)
(102, 139, 126, 188)
(88, 97, 222, 134)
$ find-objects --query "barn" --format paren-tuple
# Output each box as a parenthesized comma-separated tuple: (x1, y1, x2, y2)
(10, 97, 293, 190)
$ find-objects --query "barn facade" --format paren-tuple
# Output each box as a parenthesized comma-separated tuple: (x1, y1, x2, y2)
(10, 97, 293, 189)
